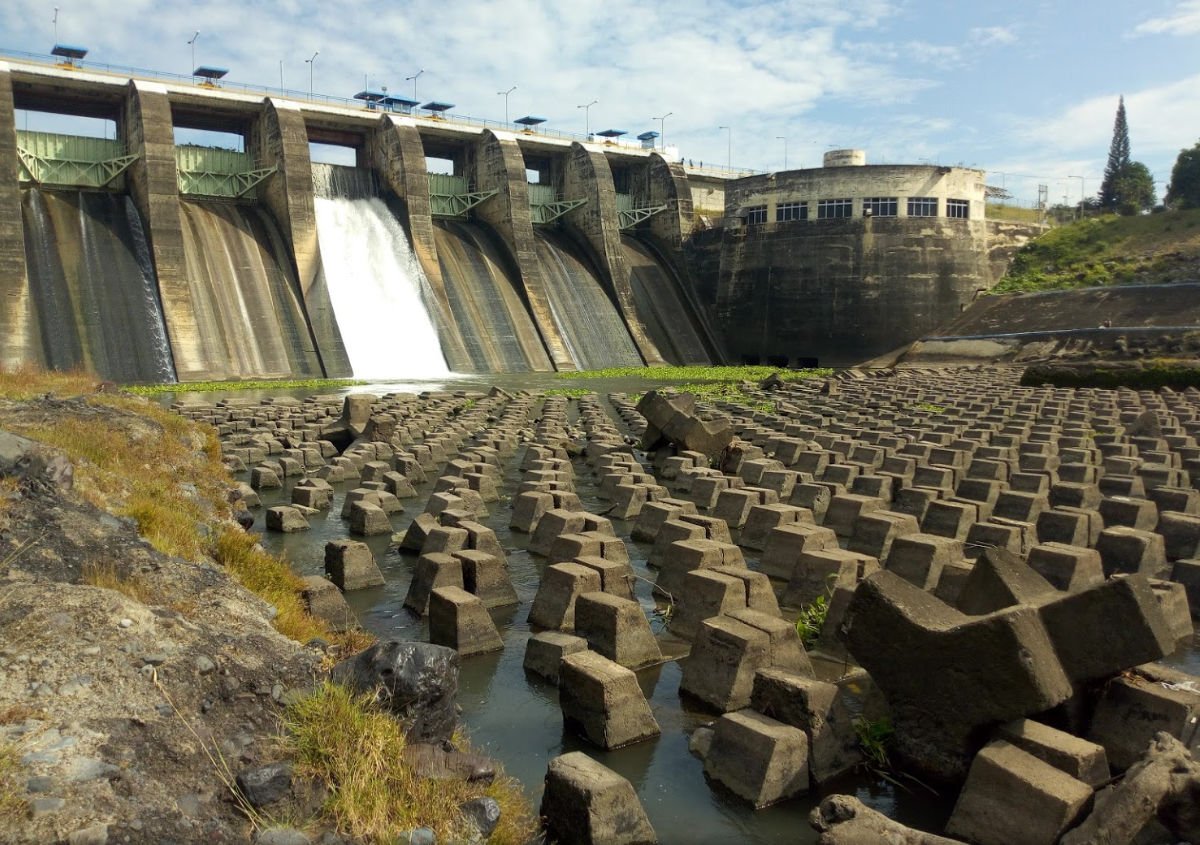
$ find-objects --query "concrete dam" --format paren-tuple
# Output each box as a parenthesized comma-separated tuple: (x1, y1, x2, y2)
(1, 58, 718, 382)
(1, 54, 1029, 382)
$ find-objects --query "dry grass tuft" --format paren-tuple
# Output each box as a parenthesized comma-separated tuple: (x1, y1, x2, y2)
(283, 683, 536, 845)
(0, 742, 27, 823)
(81, 560, 155, 604)
(0, 365, 97, 401)
(0, 705, 44, 725)
(210, 527, 373, 655)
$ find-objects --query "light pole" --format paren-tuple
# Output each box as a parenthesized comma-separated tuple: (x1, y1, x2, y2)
(653, 112, 673, 152)
(53, 7, 59, 43)
(279, 60, 284, 90)
(718, 125, 731, 170)
(578, 100, 597, 137)
(498, 85, 516, 124)
(306, 51, 318, 100)
(187, 31, 199, 82)
(405, 69, 424, 100)
(1069, 175, 1086, 219)
(777, 135, 788, 170)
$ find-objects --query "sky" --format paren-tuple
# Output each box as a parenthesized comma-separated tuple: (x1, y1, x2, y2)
(1, 0, 1198, 205)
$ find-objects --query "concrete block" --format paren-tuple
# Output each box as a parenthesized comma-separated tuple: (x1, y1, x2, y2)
(781, 549, 878, 609)
(265, 505, 309, 533)
(540, 752, 657, 845)
(751, 668, 862, 785)
(1088, 671, 1200, 770)
(1096, 526, 1168, 577)
(404, 553, 464, 616)
(847, 510, 919, 560)
(994, 719, 1109, 787)
(739, 503, 809, 551)
(946, 740, 1092, 845)
(1157, 510, 1200, 561)
(1026, 543, 1105, 592)
(528, 562, 603, 631)
(428, 586, 504, 656)
(349, 501, 391, 536)
(559, 651, 660, 750)
(454, 550, 518, 609)
(324, 539, 384, 591)
(884, 534, 963, 591)
(300, 575, 357, 632)
(523, 632, 588, 685)
(758, 523, 838, 581)
(574, 593, 662, 670)
(703, 710, 809, 808)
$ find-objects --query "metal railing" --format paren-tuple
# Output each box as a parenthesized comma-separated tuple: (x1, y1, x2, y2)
(2, 47, 764, 175)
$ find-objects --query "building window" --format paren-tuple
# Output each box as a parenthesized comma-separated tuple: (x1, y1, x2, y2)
(776, 201, 808, 222)
(745, 205, 767, 225)
(947, 198, 970, 219)
(817, 198, 853, 219)
(863, 197, 898, 217)
(907, 196, 938, 217)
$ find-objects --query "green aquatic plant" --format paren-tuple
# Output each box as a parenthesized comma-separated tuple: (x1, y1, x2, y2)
(794, 595, 829, 649)
(124, 377, 367, 395)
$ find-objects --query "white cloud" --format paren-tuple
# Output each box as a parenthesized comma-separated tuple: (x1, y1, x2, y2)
(1134, 0, 1200, 35)
(968, 26, 1017, 46)
(1024, 74, 1200, 159)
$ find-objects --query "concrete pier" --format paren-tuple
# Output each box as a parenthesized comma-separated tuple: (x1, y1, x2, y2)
(0, 63, 34, 369)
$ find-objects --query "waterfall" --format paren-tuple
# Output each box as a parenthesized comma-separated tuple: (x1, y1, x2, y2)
(314, 196, 450, 378)
(311, 163, 380, 200)
(20, 188, 176, 383)
(534, 230, 642, 370)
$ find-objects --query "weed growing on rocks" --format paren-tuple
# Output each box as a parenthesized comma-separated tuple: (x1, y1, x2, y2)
(81, 560, 154, 604)
(284, 682, 536, 844)
(793, 595, 829, 649)
(0, 741, 26, 822)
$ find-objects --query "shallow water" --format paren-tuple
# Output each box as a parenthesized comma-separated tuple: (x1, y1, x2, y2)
(226, 373, 1197, 844)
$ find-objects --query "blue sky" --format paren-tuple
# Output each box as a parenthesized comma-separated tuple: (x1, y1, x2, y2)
(2, 0, 1198, 205)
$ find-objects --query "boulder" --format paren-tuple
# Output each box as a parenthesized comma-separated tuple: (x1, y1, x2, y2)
(331, 641, 460, 743)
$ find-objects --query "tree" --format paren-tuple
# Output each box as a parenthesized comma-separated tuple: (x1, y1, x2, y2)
(1099, 96, 1131, 211)
(1166, 140, 1200, 209)
(1112, 161, 1156, 215)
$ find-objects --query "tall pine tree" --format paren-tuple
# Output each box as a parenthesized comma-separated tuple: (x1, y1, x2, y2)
(1099, 97, 1131, 210)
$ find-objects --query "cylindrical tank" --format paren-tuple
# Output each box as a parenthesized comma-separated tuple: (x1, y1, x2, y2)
(823, 149, 866, 167)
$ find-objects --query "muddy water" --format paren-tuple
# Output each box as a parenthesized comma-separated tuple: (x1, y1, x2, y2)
(209, 373, 1200, 844)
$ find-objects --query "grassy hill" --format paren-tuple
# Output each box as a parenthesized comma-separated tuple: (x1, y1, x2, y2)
(991, 208, 1200, 294)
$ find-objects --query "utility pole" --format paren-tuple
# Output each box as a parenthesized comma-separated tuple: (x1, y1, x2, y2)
(777, 136, 788, 170)
(719, 125, 731, 170)
(306, 51, 318, 100)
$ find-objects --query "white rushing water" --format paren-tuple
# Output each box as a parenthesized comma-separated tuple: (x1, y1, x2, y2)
(314, 196, 450, 378)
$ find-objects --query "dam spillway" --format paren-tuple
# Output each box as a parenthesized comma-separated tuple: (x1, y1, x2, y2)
(433, 220, 553, 373)
(313, 193, 450, 379)
(21, 188, 174, 383)
(177, 200, 324, 381)
(623, 235, 715, 366)
(534, 229, 643, 371)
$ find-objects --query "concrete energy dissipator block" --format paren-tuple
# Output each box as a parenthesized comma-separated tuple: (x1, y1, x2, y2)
(523, 632, 588, 685)
(559, 650, 661, 750)
(573, 592, 663, 670)
(758, 523, 838, 581)
(428, 586, 504, 657)
(403, 553, 464, 616)
(703, 709, 810, 808)
(946, 739, 1093, 845)
(324, 538, 385, 591)
(528, 563, 603, 631)
(751, 668, 862, 785)
(540, 752, 657, 845)
(994, 719, 1109, 787)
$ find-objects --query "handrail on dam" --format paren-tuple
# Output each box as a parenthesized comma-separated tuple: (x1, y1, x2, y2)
(1, 47, 763, 178)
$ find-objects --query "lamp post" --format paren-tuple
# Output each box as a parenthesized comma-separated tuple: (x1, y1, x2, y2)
(498, 85, 516, 124)
(653, 112, 673, 152)
(718, 125, 731, 170)
(1069, 174, 1086, 220)
(405, 69, 424, 100)
(279, 60, 284, 90)
(187, 31, 199, 82)
(306, 51, 318, 100)
(777, 135, 788, 170)
(577, 99, 597, 137)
